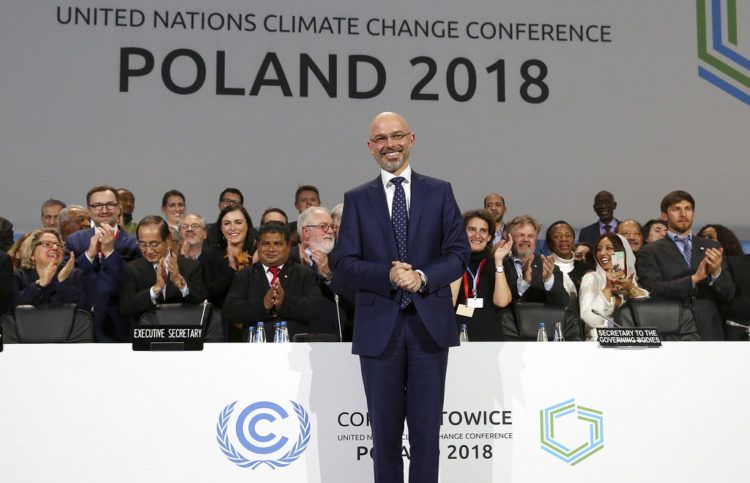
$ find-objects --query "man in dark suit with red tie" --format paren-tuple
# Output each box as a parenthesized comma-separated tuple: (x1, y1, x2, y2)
(335, 112, 470, 483)
(65, 185, 141, 342)
(636, 190, 735, 340)
(222, 222, 322, 341)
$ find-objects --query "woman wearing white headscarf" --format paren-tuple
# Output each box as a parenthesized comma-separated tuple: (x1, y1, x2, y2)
(579, 232, 649, 340)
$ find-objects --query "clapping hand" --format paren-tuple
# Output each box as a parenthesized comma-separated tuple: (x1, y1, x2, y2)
(493, 238, 513, 265)
(57, 251, 76, 282)
(540, 255, 555, 282)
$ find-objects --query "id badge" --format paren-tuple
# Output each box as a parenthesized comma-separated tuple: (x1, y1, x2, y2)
(456, 304, 475, 317)
(467, 298, 484, 309)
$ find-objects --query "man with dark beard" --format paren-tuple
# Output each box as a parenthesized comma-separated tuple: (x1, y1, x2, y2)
(636, 190, 735, 340)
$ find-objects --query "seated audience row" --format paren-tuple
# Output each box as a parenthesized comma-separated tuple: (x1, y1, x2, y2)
(1, 186, 748, 343)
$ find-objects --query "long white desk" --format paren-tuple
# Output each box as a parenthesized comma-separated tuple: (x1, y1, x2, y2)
(1, 342, 748, 482)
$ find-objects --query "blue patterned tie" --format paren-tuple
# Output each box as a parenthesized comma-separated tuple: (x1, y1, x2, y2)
(674, 235, 692, 268)
(391, 177, 411, 308)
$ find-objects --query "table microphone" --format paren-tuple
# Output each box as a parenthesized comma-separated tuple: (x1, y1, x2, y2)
(199, 299, 209, 326)
(591, 309, 624, 328)
(726, 320, 750, 330)
(334, 294, 343, 342)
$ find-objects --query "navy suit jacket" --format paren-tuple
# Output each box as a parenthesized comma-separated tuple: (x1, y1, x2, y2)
(636, 236, 735, 341)
(65, 227, 141, 341)
(334, 171, 470, 356)
(578, 219, 619, 247)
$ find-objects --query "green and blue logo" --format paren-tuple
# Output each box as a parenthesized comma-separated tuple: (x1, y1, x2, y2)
(697, 0, 750, 105)
(539, 399, 603, 465)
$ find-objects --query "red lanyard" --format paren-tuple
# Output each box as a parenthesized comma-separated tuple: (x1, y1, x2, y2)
(462, 258, 486, 301)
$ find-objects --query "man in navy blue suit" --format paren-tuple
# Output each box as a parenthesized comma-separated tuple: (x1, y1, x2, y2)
(578, 190, 620, 247)
(335, 112, 470, 483)
(65, 185, 140, 341)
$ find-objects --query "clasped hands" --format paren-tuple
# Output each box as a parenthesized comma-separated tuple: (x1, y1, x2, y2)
(521, 254, 555, 284)
(691, 247, 723, 285)
(390, 261, 423, 293)
(263, 278, 285, 311)
(85, 223, 116, 259)
(604, 269, 637, 295)
(153, 255, 185, 293)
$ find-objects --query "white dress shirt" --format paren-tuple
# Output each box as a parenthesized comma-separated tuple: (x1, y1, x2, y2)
(380, 165, 412, 217)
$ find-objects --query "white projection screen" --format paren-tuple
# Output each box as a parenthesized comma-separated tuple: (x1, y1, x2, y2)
(1, 0, 748, 237)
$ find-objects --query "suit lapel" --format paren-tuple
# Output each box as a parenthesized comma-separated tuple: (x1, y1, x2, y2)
(660, 238, 691, 270)
(143, 259, 157, 287)
(366, 176, 399, 260)
(143, 258, 163, 301)
(407, 172, 426, 257)
(114, 227, 127, 252)
(279, 263, 291, 288)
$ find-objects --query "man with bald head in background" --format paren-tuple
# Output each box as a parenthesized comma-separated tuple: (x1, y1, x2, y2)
(578, 190, 620, 247)
(484, 192, 507, 245)
(117, 188, 136, 234)
(335, 112, 469, 483)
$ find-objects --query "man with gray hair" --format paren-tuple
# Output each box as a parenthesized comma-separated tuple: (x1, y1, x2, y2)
(502, 214, 568, 306)
(296, 206, 352, 338)
(178, 213, 207, 260)
(41, 199, 66, 230)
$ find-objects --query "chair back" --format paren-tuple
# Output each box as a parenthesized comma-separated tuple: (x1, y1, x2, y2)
(508, 302, 574, 341)
(2, 304, 93, 343)
(617, 298, 687, 337)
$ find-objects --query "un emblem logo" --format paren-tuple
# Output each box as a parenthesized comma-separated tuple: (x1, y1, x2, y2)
(216, 400, 311, 469)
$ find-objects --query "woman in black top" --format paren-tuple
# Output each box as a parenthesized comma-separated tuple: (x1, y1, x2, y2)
(450, 210, 512, 341)
(201, 205, 255, 341)
(11, 229, 86, 309)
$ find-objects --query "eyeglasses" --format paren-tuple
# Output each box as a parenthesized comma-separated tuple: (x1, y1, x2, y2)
(138, 241, 164, 250)
(89, 202, 119, 211)
(369, 132, 412, 145)
(304, 223, 334, 232)
(36, 241, 64, 250)
(179, 223, 204, 231)
(220, 198, 241, 205)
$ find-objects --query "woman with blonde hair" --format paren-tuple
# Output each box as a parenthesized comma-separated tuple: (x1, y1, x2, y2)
(11, 229, 86, 309)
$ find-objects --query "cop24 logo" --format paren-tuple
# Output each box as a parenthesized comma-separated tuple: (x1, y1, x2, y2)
(697, 0, 750, 105)
(216, 400, 311, 470)
(539, 399, 603, 466)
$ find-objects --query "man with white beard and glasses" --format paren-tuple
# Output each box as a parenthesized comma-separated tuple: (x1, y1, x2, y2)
(295, 206, 353, 339)
(178, 214, 208, 260)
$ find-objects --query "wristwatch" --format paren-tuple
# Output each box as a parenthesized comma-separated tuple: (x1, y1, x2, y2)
(496, 265, 504, 273)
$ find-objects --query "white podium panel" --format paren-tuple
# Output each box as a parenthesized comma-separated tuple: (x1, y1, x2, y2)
(1, 342, 748, 482)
